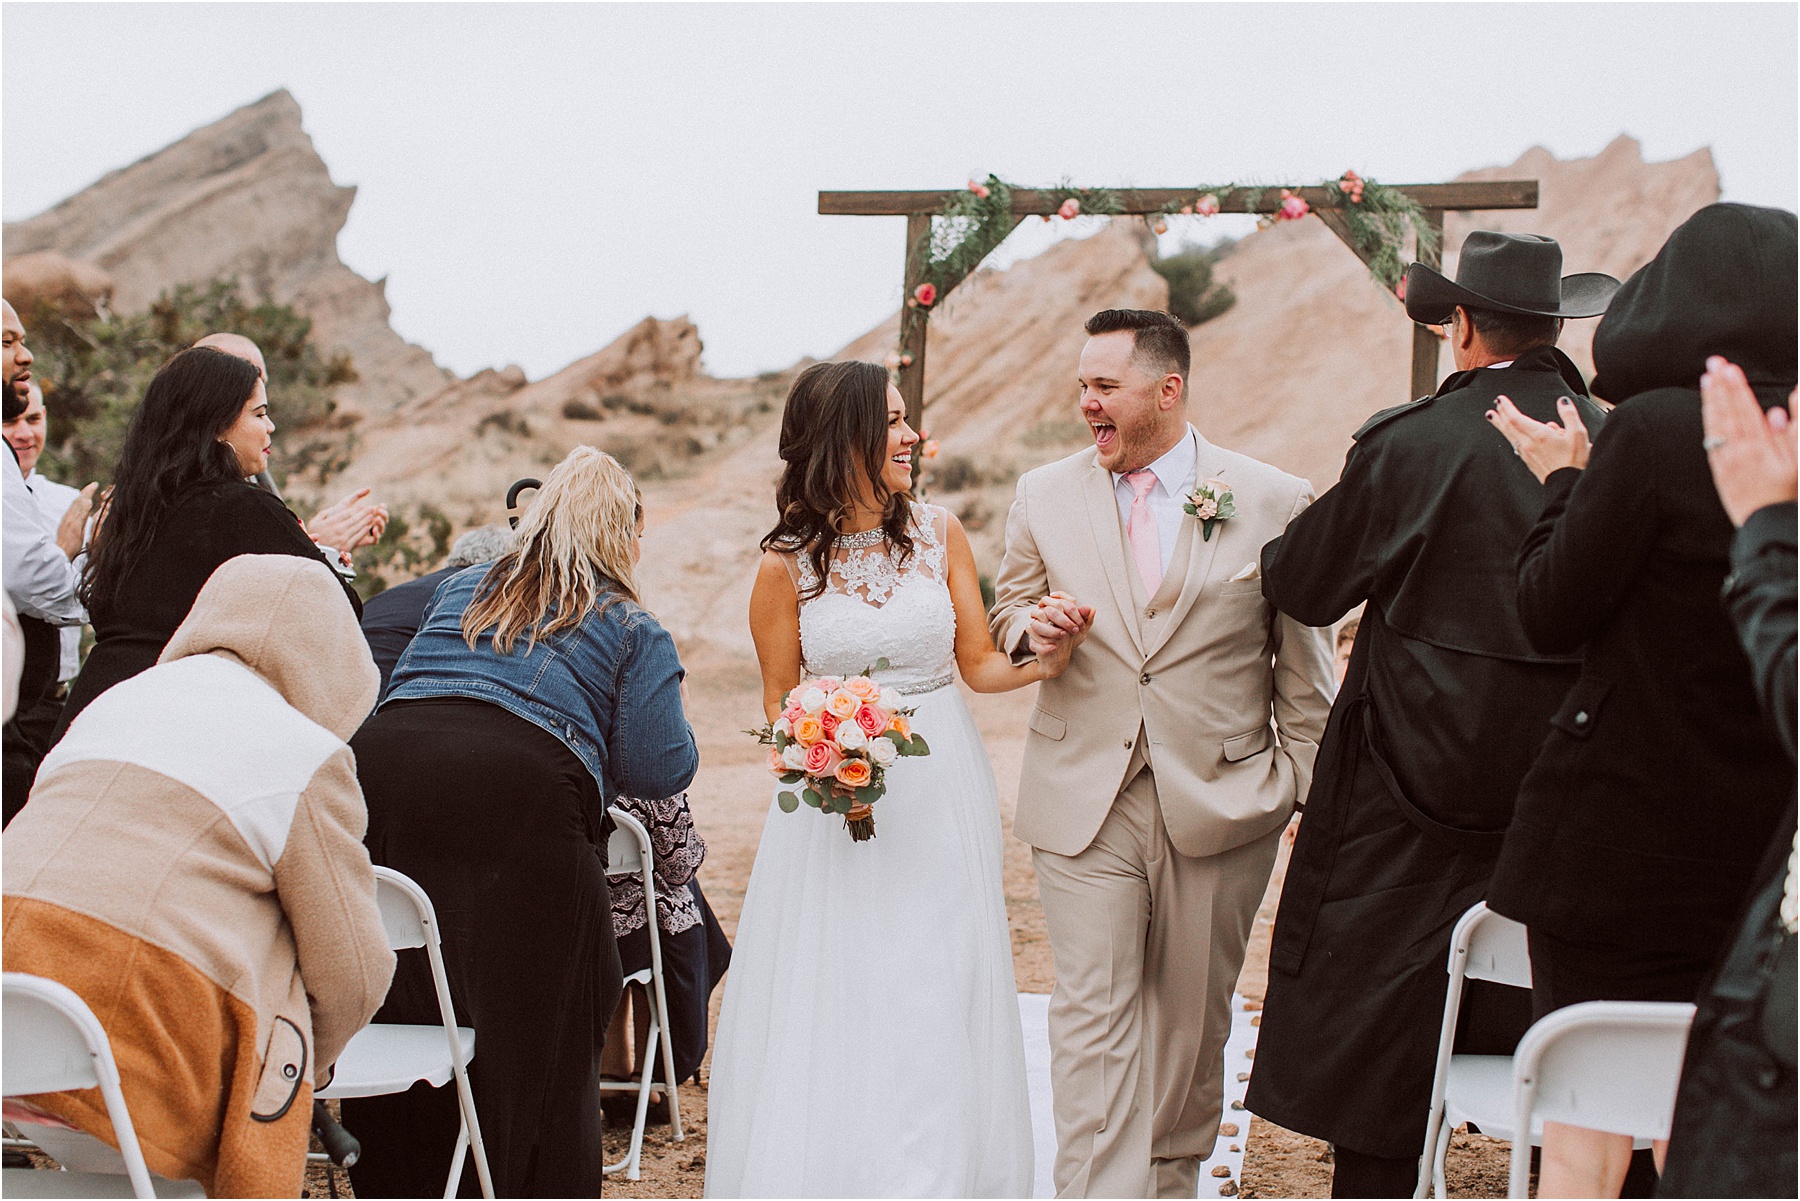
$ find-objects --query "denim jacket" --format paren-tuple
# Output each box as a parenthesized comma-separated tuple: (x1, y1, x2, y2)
(385, 566, 698, 803)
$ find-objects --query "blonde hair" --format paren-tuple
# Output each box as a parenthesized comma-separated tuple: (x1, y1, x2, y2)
(462, 446, 642, 654)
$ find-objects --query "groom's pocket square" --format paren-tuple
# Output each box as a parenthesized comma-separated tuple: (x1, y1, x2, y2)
(1228, 562, 1260, 582)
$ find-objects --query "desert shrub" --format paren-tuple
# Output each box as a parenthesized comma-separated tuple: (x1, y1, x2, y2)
(1150, 244, 1237, 328)
(21, 277, 354, 488)
(561, 398, 605, 421)
(476, 410, 531, 438)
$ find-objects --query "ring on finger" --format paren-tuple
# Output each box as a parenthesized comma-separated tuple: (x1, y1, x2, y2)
(1702, 435, 1729, 451)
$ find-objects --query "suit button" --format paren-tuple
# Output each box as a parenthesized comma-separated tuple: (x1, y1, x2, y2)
(1574, 711, 1589, 726)
(1123, 738, 1133, 749)
(1145, 607, 1157, 618)
(1140, 673, 1152, 685)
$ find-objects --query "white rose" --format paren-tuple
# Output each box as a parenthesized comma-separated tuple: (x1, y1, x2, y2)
(799, 686, 828, 714)
(780, 744, 808, 771)
(878, 687, 904, 712)
(773, 716, 792, 737)
(837, 723, 869, 750)
(868, 736, 899, 767)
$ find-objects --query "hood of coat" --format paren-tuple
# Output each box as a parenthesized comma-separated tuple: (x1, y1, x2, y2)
(1591, 203, 1797, 403)
(159, 554, 378, 740)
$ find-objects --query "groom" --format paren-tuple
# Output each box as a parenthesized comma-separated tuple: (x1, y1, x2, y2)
(991, 309, 1333, 1198)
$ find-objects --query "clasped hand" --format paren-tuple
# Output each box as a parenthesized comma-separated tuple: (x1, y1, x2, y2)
(1027, 591, 1096, 678)
(1486, 395, 1592, 483)
(304, 487, 389, 560)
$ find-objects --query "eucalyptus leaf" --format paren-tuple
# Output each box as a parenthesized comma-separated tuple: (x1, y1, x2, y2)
(778, 791, 799, 813)
(908, 735, 931, 756)
(778, 771, 804, 786)
(874, 656, 892, 671)
(803, 786, 823, 809)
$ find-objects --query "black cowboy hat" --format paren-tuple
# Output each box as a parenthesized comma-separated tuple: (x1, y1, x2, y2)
(1403, 231, 1620, 325)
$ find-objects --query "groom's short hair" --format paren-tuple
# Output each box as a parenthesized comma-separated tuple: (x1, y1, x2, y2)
(1084, 309, 1190, 384)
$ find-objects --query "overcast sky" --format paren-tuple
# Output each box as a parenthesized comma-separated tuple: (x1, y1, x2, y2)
(4, 3, 1795, 381)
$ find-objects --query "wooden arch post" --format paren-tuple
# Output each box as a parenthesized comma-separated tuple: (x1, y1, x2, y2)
(821, 182, 1540, 435)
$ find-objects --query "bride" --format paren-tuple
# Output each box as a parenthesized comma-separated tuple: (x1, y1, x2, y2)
(705, 361, 1091, 1198)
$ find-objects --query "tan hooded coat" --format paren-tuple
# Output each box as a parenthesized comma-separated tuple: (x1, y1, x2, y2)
(3, 554, 395, 1197)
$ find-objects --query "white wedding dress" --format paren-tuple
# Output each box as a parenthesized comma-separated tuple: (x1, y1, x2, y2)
(705, 503, 1034, 1198)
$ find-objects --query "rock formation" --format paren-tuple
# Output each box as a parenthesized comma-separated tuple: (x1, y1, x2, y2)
(2, 90, 451, 416)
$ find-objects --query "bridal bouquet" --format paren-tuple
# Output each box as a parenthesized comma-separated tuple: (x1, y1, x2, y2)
(752, 661, 931, 842)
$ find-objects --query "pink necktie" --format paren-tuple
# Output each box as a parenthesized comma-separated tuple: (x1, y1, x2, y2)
(1125, 470, 1162, 596)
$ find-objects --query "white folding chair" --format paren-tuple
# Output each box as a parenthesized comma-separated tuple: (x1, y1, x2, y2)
(1416, 902, 1535, 1198)
(598, 807, 686, 1180)
(315, 865, 496, 1199)
(1506, 1000, 1695, 1198)
(2, 972, 204, 1198)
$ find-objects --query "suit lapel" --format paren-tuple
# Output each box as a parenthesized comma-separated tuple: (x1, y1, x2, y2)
(1144, 436, 1228, 660)
(1082, 459, 1146, 658)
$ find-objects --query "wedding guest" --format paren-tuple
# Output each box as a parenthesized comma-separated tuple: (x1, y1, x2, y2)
(1, 300, 88, 823)
(602, 790, 732, 1104)
(1487, 203, 1796, 1198)
(3, 555, 394, 1197)
(343, 445, 696, 1199)
(49, 346, 362, 748)
(4, 381, 89, 686)
(1657, 357, 1796, 1198)
(360, 524, 514, 694)
(1248, 232, 1618, 1198)
(193, 331, 390, 562)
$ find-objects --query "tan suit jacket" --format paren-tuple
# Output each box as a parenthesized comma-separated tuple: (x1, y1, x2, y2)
(991, 431, 1334, 859)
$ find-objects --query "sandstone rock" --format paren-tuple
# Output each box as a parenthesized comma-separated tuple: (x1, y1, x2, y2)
(2, 251, 116, 320)
(2, 90, 452, 415)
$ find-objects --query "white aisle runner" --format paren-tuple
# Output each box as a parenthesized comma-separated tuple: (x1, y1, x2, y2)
(1018, 993, 1259, 1199)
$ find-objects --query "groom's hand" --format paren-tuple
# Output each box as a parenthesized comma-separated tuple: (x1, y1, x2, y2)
(1028, 593, 1093, 655)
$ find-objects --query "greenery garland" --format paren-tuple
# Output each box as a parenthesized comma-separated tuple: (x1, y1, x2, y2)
(900, 171, 1438, 343)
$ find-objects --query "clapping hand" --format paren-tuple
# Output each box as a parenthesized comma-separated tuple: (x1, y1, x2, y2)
(1486, 395, 1593, 483)
(1029, 592, 1095, 679)
(1700, 356, 1797, 527)
(305, 487, 389, 557)
(55, 482, 98, 560)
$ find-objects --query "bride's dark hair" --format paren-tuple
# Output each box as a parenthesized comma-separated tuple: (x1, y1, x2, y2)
(761, 360, 914, 600)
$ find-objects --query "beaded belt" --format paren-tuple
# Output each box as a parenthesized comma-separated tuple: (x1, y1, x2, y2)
(894, 673, 954, 696)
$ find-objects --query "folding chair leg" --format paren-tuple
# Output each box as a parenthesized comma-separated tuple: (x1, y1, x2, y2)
(652, 982, 684, 1143)
(444, 1117, 469, 1199)
(1432, 1119, 1452, 1199)
(448, 1063, 494, 1199)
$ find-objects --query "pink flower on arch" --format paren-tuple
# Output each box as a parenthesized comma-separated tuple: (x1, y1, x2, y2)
(1277, 189, 1310, 222)
(1195, 193, 1221, 217)
(968, 179, 991, 199)
(913, 283, 937, 308)
(1057, 198, 1081, 220)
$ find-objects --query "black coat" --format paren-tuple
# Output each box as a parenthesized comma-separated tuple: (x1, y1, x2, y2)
(1244, 346, 1600, 1156)
(359, 563, 464, 697)
(53, 481, 362, 743)
(1488, 204, 1796, 962)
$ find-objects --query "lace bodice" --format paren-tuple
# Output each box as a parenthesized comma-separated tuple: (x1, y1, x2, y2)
(792, 503, 956, 694)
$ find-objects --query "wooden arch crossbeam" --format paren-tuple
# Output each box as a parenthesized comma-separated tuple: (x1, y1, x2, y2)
(819, 181, 1539, 431)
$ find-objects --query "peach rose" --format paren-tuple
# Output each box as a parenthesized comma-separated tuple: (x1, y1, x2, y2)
(767, 746, 788, 775)
(805, 741, 843, 777)
(793, 714, 826, 746)
(887, 714, 912, 740)
(855, 704, 887, 737)
(834, 758, 873, 789)
(826, 689, 861, 719)
(845, 676, 882, 702)
(1195, 497, 1219, 520)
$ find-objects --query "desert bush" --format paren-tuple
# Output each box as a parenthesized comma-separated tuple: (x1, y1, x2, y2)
(476, 410, 532, 438)
(561, 397, 605, 421)
(21, 277, 354, 488)
(1151, 244, 1237, 328)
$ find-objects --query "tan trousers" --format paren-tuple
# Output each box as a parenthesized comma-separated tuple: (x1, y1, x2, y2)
(1034, 767, 1282, 1199)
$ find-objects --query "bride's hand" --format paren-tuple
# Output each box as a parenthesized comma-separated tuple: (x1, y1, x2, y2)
(829, 779, 872, 821)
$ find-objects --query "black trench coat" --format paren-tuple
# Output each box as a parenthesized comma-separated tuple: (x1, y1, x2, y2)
(1243, 346, 1603, 1158)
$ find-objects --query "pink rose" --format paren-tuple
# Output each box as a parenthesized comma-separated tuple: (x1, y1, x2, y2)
(820, 710, 840, 739)
(1195, 497, 1219, 520)
(1057, 198, 1081, 220)
(913, 283, 937, 308)
(968, 180, 990, 198)
(1278, 190, 1310, 222)
(1179, 204, 1194, 216)
(1195, 193, 1221, 217)
(854, 704, 887, 737)
(804, 740, 843, 777)
(1395, 276, 1407, 301)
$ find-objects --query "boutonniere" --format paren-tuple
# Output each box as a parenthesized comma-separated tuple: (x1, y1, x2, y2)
(1183, 479, 1236, 541)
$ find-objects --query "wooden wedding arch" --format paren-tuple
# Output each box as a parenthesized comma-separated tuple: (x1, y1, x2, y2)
(819, 181, 1540, 435)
